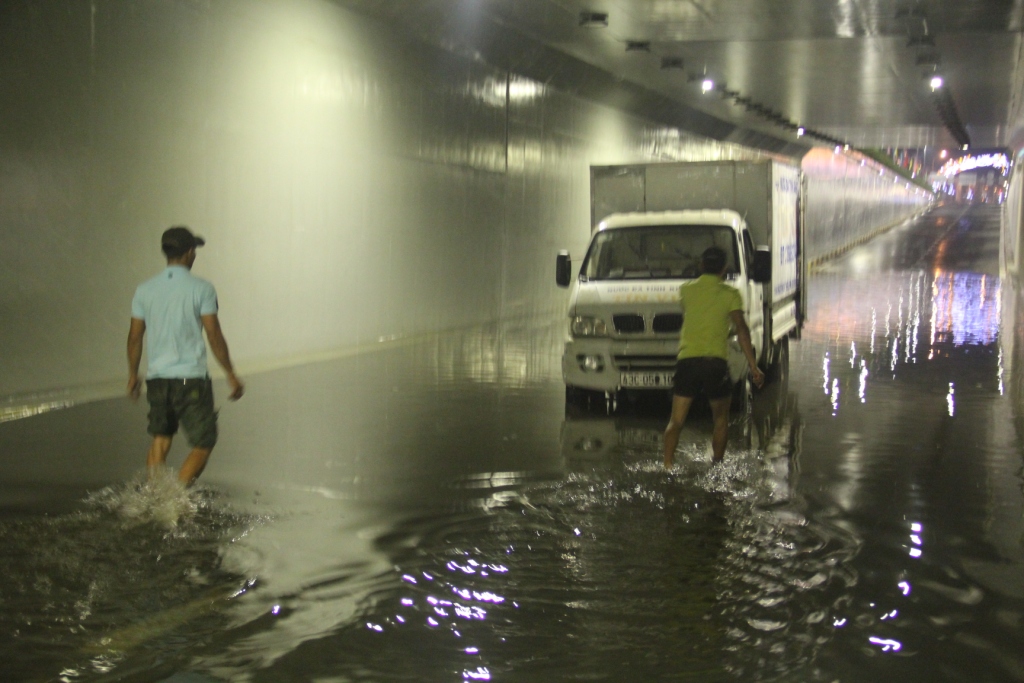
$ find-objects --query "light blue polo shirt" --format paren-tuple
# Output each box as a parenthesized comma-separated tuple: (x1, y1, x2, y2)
(131, 266, 218, 379)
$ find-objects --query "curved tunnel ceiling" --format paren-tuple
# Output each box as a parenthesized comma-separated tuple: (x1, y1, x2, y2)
(335, 0, 1024, 154)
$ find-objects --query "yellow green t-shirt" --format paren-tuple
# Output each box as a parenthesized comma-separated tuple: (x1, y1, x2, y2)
(677, 274, 744, 360)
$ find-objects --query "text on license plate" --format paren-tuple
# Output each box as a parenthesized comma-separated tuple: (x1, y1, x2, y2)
(620, 372, 674, 388)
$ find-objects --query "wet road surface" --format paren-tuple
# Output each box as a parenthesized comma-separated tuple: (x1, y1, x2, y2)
(1, 203, 1022, 682)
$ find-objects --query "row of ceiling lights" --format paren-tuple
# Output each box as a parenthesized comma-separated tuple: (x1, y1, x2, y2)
(579, 8, 970, 151)
(578, 11, 854, 149)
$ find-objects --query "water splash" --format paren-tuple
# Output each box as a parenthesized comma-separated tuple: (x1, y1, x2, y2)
(85, 469, 199, 530)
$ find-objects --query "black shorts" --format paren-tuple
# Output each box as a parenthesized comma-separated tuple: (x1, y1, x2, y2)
(673, 357, 732, 399)
(146, 378, 218, 448)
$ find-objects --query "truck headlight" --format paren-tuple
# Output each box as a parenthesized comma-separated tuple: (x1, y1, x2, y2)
(571, 316, 608, 337)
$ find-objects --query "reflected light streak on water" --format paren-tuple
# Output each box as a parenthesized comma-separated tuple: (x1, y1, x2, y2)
(858, 360, 868, 403)
(823, 353, 830, 394)
(869, 636, 903, 652)
(871, 308, 877, 354)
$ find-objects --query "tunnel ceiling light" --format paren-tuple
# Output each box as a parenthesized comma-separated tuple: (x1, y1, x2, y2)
(579, 11, 609, 28)
(929, 75, 944, 90)
(697, 81, 853, 150)
(625, 40, 651, 51)
(660, 56, 684, 70)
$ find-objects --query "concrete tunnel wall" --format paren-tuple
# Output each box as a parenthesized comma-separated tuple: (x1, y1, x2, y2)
(0, 0, 930, 410)
(1000, 157, 1024, 422)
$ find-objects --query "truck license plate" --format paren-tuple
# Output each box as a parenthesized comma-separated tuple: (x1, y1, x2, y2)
(620, 372, 675, 388)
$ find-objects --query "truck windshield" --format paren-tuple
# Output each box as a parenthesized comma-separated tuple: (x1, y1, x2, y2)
(582, 225, 739, 280)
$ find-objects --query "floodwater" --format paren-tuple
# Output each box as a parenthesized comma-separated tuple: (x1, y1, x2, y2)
(2, 204, 1023, 682)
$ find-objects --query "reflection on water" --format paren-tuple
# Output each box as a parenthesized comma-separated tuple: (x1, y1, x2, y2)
(809, 268, 1003, 419)
(298, 404, 843, 682)
(2, 206, 1023, 682)
(931, 270, 1001, 348)
(791, 205, 1024, 682)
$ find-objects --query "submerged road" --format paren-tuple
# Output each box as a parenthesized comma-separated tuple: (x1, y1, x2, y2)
(1, 204, 1022, 682)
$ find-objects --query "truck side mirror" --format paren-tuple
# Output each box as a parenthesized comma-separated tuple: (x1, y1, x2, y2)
(556, 250, 573, 287)
(752, 247, 772, 283)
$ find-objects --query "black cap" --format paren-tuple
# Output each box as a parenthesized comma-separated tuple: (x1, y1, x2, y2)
(161, 226, 206, 252)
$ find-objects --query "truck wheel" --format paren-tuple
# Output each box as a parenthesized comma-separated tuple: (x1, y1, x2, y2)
(731, 375, 753, 417)
(565, 386, 609, 415)
(604, 391, 618, 415)
(767, 336, 790, 385)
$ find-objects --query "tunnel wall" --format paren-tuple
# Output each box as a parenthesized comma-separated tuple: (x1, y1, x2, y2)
(1001, 159, 1024, 418)
(0, 0, 930, 409)
(802, 148, 933, 264)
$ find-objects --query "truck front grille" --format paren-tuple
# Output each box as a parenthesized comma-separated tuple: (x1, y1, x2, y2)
(652, 313, 682, 333)
(613, 314, 645, 334)
(613, 354, 677, 371)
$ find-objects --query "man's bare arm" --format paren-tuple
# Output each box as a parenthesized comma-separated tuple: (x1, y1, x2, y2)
(127, 318, 146, 400)
(201, 314, 244, 400)
(729, 310, 765, 388)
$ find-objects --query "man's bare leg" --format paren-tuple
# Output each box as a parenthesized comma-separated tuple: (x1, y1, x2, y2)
(663, 395, 694, 469)
(709, 397, 731, 462)
(178, 447, 213, 487)
(147, 435, 173, 479)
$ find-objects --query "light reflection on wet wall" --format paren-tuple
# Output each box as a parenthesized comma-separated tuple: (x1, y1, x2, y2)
(803, 148, 933, 263)
(0, 0, 928, 405)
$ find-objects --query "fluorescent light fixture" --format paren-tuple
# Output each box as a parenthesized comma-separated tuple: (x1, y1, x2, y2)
(701, 78, 714, 93)
(797, 127, 805, 137)
(929, 75, 944, 90)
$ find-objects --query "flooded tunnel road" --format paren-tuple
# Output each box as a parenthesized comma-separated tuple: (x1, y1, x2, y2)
(1, 205, 1023, 682)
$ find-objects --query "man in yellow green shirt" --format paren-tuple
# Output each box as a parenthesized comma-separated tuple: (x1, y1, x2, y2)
(663, 246, 764, 468)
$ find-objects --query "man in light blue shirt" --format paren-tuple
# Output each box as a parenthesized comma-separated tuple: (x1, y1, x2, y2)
(127, 226, 244, 486)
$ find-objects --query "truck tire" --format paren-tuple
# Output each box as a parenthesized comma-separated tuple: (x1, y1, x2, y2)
(565, 386, 617, 415)
(767, 336, 790, 385)
(731, 375, 753, 417)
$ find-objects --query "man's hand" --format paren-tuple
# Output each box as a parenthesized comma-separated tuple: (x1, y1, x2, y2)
(128, 374, 142, 401)
(751, 366, 765, 388)
(227, 374, 245, 401)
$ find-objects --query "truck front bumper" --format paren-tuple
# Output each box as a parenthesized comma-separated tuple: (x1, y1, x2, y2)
(563, 338, 678, 393)
(563, 337, 749, 393)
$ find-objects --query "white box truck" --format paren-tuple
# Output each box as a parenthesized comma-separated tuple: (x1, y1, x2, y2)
(556, 159, 806, 410)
